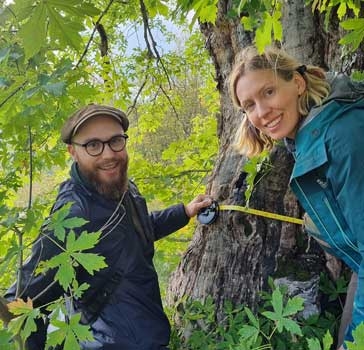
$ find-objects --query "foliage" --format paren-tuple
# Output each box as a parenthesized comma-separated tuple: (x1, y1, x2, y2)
(4, 205, 104, 349)
(346, 323, 364, 350)
(319, 272, 348, 303)
(309, 0, 364, 51)
(242, 150, 270, 206)
(169, 280, 342, 350)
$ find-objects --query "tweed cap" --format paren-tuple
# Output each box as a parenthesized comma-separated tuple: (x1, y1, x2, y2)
(61, 104, 129, 144)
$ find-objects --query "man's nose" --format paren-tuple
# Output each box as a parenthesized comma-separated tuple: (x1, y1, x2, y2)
(102, 143, 116, 157)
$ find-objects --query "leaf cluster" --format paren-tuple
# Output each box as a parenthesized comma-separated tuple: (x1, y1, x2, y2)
(3, 204, 106, 349)
(168, 279, 348, 350)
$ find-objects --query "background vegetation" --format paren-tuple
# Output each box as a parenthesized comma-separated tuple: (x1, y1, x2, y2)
(1, 0, 364, 348)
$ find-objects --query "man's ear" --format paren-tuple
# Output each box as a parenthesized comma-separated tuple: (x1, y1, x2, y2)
(68, 144, 78, 162)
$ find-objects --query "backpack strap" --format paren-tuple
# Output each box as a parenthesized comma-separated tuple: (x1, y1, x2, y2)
(76, 185, 152, 324)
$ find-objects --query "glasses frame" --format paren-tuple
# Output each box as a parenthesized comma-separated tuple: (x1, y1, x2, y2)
(72, 134, 129, 157)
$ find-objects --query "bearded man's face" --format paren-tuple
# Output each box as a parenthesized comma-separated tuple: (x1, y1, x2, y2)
(68, 115, 129, 200)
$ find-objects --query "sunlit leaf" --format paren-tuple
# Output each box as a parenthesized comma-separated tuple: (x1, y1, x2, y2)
(72, 253, 107, 275)
(66, 231, 101, 252)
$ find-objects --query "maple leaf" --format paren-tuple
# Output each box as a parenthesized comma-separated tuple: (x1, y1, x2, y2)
(7, 298, 33, 315)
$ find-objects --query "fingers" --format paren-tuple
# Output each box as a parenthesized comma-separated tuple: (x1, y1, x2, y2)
(184, 195, 214, 218)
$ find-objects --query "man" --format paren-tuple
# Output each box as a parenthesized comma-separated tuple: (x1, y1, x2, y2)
(6, 104, 212, 349)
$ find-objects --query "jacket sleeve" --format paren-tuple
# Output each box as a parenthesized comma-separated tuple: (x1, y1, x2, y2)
(325, 106, 364, 343)
(150, 203, 190, 241)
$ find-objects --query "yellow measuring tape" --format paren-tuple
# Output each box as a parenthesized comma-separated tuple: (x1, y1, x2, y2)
(219, 205, 303, 225)
(197, 201, 303, 225)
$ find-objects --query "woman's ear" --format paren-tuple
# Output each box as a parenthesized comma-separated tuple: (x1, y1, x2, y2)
(294, 73, 306, 96)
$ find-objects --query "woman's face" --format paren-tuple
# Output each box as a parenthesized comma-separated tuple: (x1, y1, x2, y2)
(235, 69, 306, 140)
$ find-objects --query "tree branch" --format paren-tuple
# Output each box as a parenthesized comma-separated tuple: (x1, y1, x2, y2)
(75, 0, 114, 68)
(127, 78, 147, 115)
(158, 84, 189, 136)
(13, 226, 23, 299)
(0, 81, 27, 109)
(139, 0, 172, 89)
(96, 23, 108, 57)
(133, 169, 211, 181)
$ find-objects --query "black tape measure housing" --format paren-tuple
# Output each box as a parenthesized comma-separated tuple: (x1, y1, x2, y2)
(197, 200, 219, 225)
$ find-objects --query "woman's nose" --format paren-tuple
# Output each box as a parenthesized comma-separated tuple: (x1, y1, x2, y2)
(256, 101, 270, 118)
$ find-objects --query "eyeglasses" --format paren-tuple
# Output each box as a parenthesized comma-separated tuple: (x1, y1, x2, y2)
(72, 134, 128, 156)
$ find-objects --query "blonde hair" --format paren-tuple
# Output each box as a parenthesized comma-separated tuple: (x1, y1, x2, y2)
(229, 45, 330, 157)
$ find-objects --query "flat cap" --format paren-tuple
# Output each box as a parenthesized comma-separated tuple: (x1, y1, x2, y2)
(61, 104, 129, 144)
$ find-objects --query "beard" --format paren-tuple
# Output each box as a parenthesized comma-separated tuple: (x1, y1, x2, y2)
(78, 155, 129, 201)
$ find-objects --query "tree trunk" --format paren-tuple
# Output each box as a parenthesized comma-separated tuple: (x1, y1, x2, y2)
(167, 1, 352, 319)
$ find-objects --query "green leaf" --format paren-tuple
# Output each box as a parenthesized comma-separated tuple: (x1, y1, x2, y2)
(47, 0, 100, 17)
(63, 331, 80, 350)
(47, 204, 88, 242)
(272, 9, 283, 41)
(46, 5, 84, 50)
(238, 324, 259, 340)
(18, 3, 47, 59)
(255, 13, 273, 53)
(339, 18, 364, 51)
(241, 16, 254, 31)
(0, 47, 10, 64)
(68, 313, 94, 342)
(283, 296, 304, 316)
(145, 0, 169, 17)
(63, 217, 89, 229)
(8, 306, 40, 343)
(337, 2, 347, 20)
(0, 77, 11, 88)
(0, 329, 13, 349)
(306, 337, 322, 350)
(47, 313, 93, 350)
(244, 306, 259, 328)
(346, 322, 364, 349)
(340, 18, 364, 31)
(47, 252, 75, 290)
(191, 0, 218, 24)
(322, 330, 333, 350)
(72, 282, 90, 299)
(20, 308, 40, 341)
(8, 314, 28, 336)
(281, 318, 302, 336)
(72, 252, 107, 275)
(42, 81, 67, 97)
(271, 288, 283, 316)
(66, 231, 101, 252)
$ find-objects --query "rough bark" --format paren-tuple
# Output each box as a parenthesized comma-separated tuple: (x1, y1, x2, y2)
(167, 0, 348, 318)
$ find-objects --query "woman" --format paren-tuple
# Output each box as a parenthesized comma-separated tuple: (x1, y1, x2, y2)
(228, 45, 364, 349)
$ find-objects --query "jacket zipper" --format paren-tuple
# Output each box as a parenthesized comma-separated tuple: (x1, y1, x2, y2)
(293, 179, 359, 270)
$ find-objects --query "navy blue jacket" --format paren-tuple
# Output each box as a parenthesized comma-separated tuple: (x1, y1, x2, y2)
(6, 164, 189, 349)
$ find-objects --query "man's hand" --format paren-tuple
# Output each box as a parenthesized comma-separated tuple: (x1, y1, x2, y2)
(184, 194, 213, 218)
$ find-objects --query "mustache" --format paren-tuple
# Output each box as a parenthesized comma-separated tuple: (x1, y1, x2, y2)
(97, 156, 128, 168)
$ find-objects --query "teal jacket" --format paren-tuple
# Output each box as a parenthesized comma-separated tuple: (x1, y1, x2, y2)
(289, 73, 364, 344)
